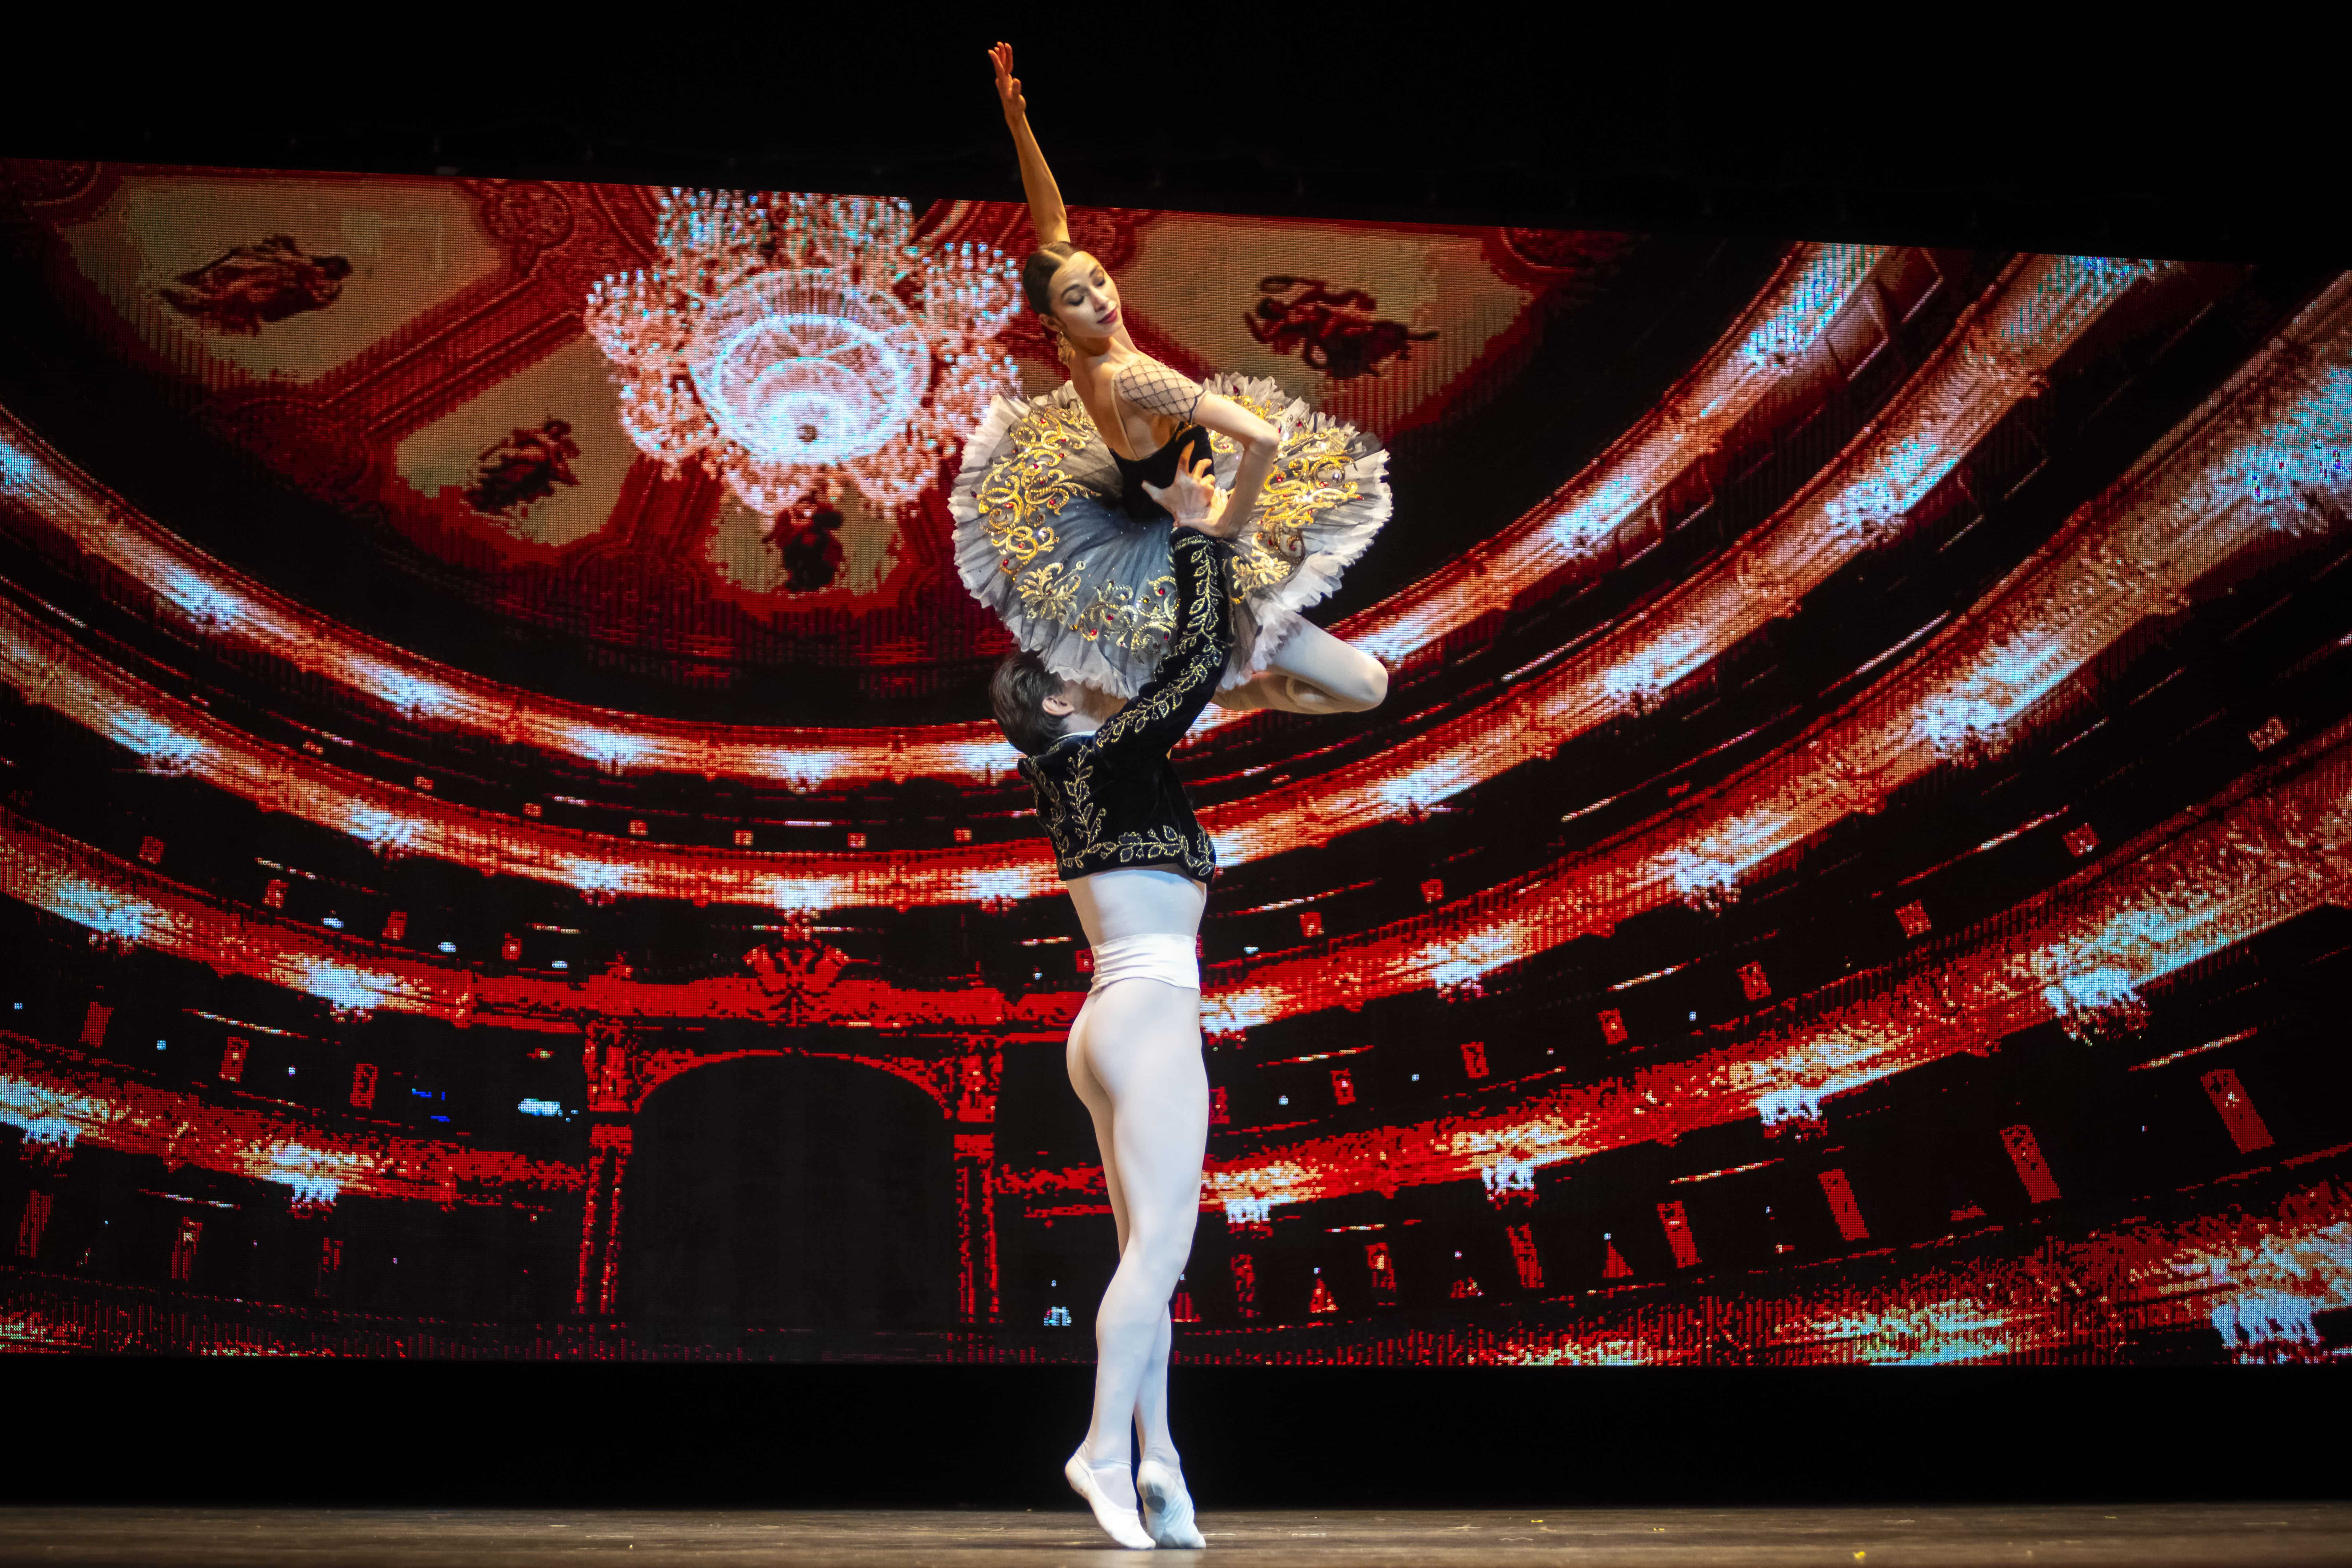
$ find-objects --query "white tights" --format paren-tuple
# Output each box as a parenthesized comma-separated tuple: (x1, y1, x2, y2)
(1214, 620, 1389, 715)
(1063, 870, 1210, 1485)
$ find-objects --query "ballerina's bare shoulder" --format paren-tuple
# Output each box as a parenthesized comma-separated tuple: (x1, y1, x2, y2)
(1067, 347, 1200, 462)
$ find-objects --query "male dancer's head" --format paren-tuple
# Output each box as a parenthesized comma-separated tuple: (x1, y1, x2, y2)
(990, 650, 1123, 753)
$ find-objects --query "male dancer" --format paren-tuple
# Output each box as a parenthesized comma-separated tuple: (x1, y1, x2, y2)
(989, 454, 1233, 1549)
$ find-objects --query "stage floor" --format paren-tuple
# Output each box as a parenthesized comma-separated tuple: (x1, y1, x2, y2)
(0, 1505, 2347, 1565)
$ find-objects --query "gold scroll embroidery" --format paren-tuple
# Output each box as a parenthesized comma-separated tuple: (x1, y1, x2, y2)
(1030, 539, 1223, 883)
(1210, 400, 1362, 600)
(1016, 559, 1086, 625)
(1073, 574, 1179, 650)
(974, 401, 1096, 571)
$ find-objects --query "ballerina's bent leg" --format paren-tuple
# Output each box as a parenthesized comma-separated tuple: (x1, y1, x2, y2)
(1213, 620, 1389, 715)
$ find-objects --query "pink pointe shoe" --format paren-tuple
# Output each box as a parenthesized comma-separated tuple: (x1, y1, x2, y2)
(1136, 1458, 1206, 1550)
(1065, 1450, 1156, 1550)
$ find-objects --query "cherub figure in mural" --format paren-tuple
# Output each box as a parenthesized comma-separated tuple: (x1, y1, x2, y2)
(954, 41, 1405, 1552)
(159, 234, 353, 335)
(1246, 275, 1438, 381)
(952, 43, 1394, 722)
(465, 418, 581, 518)
(770, 487, 848, 592)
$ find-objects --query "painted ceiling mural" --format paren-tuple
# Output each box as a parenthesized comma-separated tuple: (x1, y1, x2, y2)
(17, 166, 1683, 714)
(0, 158, 2346, 1365)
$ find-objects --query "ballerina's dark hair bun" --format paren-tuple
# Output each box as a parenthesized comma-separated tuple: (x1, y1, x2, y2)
(1021, 240, 1078, 317)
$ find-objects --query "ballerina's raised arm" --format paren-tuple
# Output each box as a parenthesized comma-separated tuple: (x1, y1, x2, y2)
(988, 43, 1283, 541)
(990, 41, 1067, 248)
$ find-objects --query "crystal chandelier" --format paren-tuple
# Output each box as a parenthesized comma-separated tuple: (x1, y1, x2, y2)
(586, 190, 1022, 515)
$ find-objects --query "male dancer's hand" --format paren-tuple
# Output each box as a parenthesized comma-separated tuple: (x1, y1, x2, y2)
(1145, 456, 1239, 538)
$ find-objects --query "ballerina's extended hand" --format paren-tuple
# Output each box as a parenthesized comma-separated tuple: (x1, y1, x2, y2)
(989, 42, 1028, 124)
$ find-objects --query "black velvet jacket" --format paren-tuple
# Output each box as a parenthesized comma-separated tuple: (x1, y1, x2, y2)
(1018, 528, 1233, 884)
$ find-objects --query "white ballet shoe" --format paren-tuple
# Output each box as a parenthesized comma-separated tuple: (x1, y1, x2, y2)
(1135, 1458, 1206, 1550)
(1065, 1450, 1156, 1550)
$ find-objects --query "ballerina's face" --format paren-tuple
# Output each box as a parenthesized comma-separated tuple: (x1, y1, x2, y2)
(1046, 250, 1122, 345)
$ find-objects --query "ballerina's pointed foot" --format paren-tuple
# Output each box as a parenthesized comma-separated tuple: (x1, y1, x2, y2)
(1066, 1450, 1157, 1550)
(1135, 1458, 1206, 1550)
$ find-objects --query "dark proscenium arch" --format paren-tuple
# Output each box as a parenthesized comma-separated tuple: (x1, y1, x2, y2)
(619, 1053, 957, 1341)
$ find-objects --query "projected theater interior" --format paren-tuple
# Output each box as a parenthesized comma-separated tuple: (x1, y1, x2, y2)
(0, 158, 2347, 1363)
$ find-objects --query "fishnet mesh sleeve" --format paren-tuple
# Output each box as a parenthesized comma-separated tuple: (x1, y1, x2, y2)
(1113, 358, 1205, 421)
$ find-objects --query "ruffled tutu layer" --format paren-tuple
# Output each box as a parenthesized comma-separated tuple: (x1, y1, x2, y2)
(949, 373, 1391, 697)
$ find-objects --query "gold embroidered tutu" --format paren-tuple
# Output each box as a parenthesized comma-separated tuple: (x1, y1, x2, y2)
(949, 374, 1392, 697)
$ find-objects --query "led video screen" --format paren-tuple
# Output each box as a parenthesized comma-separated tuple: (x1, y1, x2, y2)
(0, 158, 2346, 1364)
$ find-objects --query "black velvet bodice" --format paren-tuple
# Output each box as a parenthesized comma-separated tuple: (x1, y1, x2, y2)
(1017, 528, 1234, 884)
(1112, 423, 1214, 523)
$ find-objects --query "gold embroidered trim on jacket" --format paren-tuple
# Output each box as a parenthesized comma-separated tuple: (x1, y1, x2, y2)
(1020, 537, 1225, 883)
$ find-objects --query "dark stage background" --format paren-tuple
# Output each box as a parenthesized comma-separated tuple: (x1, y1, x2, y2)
(1, 47, 2350, 1499)
(7, 1358, 2346, 1508)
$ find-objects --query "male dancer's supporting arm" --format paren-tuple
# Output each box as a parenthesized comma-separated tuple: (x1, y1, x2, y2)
(1088, 528, 1235, 758)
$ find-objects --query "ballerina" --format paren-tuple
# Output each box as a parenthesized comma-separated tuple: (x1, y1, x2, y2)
(952, 41, 1392, 718)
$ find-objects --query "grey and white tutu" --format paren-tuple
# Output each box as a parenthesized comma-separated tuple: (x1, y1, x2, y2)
(949, 372, 1391, 697)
